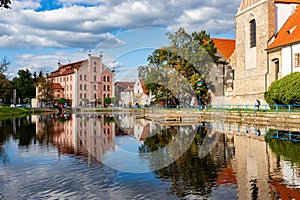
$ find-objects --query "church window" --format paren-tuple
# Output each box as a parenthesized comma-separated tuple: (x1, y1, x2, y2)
(250, 19, 256, 48)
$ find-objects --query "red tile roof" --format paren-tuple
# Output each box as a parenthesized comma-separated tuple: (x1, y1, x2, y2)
(48, 60, 88, 78)
(53, 83, 63, 90)
(267, 5, 300, 50)
(275, 0, 300, 3)
(211, 38, 236, 60)
(139, 79, 149, 94)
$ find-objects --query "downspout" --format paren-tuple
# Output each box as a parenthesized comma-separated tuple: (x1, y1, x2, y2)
(290, 44, 293, 73)
(265, 51, 270, 92)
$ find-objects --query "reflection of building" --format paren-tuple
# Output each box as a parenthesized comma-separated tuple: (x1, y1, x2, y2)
(115, 82, 135, 107)
(35, 53, 115, 107)
(35, 114, 115, 161)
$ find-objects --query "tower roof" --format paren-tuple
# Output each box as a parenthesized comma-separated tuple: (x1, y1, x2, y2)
(211, 38, 236, 60)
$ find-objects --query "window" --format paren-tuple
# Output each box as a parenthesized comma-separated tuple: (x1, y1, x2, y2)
(103, 76, 106, 82)
(107, 94, 110, 98)
(103, 94, 106, 99)
(94, 93, 97, 99)
(107, 76, 110, 82)
(80, 84, 82, 90)
(295, 53, 300, 67)
(84, 84, 87, 90)
(94, 67, 97, 72)
(94, 85, 97, 90)
(103, 85, 106, 91)
(94, 75, 97, 81)
(107, 85, 110, 91)
(84, 75, 87, 80)
(70, 85, 72, 90)
(80, 75, 82, 80)
(84, 93, 87, 98)
(275, 60, 279, 80)
(80, 93, 82, 98)
(250, 19, 256, 48)
(70, 76, 72, 81)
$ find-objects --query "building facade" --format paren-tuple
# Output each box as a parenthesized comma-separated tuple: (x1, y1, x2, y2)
(225, 0, 300, 105)
(38, 53, 115, 107)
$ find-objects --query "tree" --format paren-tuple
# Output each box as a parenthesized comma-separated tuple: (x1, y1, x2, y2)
(0, 0, 11, 9)
(11, 69, 36, 102)
(37, 77, 54, 105)
(0, 57, 12, 104)
(57, 98, 68, 105)
(264, 72, 300, 105)
(138, 28, 217, 106)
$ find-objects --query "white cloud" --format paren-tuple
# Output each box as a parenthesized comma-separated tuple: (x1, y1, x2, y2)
(1, 0, 240, 77)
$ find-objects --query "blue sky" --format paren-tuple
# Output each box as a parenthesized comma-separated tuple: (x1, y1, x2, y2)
(0, 0, 240, 80)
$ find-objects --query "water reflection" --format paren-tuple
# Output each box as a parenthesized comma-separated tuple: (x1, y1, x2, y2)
(1, 114, 300, 199)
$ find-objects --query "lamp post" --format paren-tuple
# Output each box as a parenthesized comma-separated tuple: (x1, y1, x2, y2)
(197, 80, 203, 110)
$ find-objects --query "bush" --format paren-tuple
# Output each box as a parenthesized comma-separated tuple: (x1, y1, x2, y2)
(264, 72, 300, 105)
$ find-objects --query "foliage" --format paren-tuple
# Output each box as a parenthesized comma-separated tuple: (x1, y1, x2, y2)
(138, 28, 217, 106)
(11, 69, 36, 101)
(37, 77, 54, 104)
(57, 98, 68, 105)
(0, 73, 12, 104)
(0, 0, 11, 8)
(103, 97, 111, 105)
(264, 72, 300, 105)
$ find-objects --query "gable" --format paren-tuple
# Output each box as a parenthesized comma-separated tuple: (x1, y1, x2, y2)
(267, 5, 300, 50)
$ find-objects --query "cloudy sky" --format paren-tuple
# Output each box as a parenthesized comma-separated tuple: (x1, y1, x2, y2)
(0, 0, 240, 80)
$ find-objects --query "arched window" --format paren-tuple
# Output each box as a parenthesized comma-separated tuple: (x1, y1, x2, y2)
(250, 19, 256, 48)
(103, 85, 106, 91)
(275, 60, 279, 80)
(107, 76, 110, 82)
(103, 76, 106, 82)
(107, 85, 110, 91)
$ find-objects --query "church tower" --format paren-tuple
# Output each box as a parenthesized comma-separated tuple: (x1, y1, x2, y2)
(229, 0, 276, 104)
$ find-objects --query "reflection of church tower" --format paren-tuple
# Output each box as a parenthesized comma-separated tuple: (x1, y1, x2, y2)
(230, 0, 275, 104)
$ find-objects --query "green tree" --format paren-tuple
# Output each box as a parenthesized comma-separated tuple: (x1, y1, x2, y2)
(0, 0, 11, 9)
(264, 72, 300, 105)
(138, 28, 217, 106)
(57, 98, 68, 105)
(0, 57, 12, 104)
(11, 69, 36, 102)
(37, 77, 54, 105)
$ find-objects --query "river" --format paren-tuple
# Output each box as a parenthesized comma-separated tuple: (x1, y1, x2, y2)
(0, 113, 300, 199)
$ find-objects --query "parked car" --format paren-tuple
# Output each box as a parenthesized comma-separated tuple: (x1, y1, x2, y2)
(15, 104, 26, 108)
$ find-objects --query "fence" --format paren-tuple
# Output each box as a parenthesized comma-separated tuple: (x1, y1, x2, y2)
(203, 104, 300, 114)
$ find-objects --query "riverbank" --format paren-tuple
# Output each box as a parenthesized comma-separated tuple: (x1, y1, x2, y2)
(0, 107, 56, 119)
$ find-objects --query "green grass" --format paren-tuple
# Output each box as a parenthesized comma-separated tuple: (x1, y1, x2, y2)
(0, 106, 42, 118)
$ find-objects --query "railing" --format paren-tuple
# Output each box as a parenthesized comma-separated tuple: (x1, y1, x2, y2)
(155, 104, 300, 114)
(202, 104, 300, 114)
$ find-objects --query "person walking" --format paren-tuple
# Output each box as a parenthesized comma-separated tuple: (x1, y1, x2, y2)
(255, 99, 260, 111)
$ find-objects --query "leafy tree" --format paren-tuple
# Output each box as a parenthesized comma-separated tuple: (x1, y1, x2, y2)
(11, 69, 36, 102)
(0, 57, 12, 104)
(57, 98, 68, 105)
(37, 77, 54, 105)
(103, 97, 111, 105)
(0, 73, 12, 104)
(138, 28, 217, 105)
(0, 0, 11, 9)
(264, 72, 300, 105)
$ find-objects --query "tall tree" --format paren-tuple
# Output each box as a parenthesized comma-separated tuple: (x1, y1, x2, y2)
(138, 28, 217, 105)
(37, 77, 54, 105)
(0, 57, 12, 104)
(11, 69, 36, 103)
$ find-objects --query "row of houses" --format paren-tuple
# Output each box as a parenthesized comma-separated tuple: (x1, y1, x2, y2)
(33, 0, 300, 107)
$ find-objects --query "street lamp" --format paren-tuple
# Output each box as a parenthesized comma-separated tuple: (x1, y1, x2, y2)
(197, 80, 203, 110)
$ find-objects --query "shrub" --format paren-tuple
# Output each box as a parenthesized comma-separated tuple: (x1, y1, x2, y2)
(264, 72, 300, 105)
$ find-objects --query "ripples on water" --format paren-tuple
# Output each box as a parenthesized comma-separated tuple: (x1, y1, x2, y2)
(0, 114, 300, 199)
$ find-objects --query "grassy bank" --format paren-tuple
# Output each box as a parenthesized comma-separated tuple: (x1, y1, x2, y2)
(0, 107, 43, 118)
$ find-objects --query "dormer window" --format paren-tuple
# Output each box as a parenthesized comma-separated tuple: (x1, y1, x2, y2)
(250, 19, 256, 48)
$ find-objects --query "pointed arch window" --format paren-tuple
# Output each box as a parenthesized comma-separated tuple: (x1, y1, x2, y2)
(250, 19, 256, 48)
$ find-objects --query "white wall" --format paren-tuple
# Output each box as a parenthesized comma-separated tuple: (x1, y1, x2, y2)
(282, 43, 300, 77)
(275, 4, 297, 33)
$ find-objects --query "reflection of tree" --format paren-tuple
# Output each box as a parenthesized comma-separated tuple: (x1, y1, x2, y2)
(139, 124, 221, 197)
(266, 130, 300, 166)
